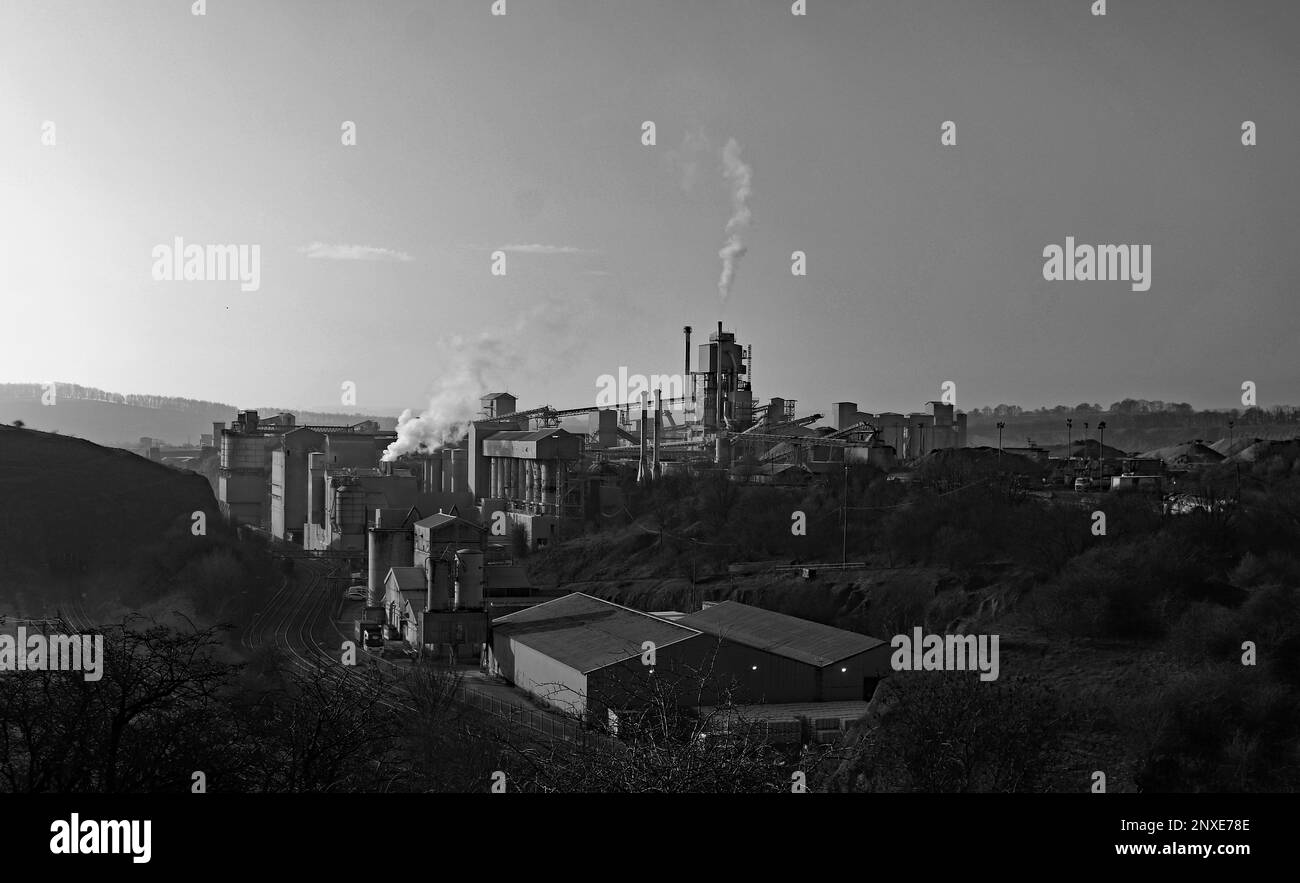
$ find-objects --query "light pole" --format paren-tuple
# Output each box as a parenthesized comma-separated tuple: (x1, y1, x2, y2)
(996, 421, 1005, 463)
(1065, 418, 1073, 483)
(841, 459, 848, 566)
(1097, 421, 1107, 482)
(1228, 419, 1235, 452)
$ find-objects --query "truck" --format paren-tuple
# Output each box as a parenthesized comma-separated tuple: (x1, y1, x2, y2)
(353, 620, 384, 652)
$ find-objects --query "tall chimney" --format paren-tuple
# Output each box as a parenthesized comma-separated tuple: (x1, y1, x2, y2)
(652, 387, 662, 480)
(683, 325, 692, 403)
(637, 391, 649, 485)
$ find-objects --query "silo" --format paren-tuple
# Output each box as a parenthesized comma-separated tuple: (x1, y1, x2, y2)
(449, 449, 466, 493)
(336, 482, 366, 531)
(834, 402, 859, 431)
(441, 449, 455, 493)
(423, 454, 442, 493)
(454, 548, 484, 609)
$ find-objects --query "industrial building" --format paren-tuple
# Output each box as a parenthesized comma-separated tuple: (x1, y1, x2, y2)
(302, 460, 419, 552)
(467, 394, 589, 548)
(675, 601, 892, 703)
(216, 409, 395, 529)
(486, 593, 892, 724)
(832, 400, 967, 461)
(365, 508, 541, 663)
(488, 593, 705, 721)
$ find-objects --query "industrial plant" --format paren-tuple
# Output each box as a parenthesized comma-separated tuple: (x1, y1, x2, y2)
(215, 320, 972, 556)
(202, 319, 976, 737)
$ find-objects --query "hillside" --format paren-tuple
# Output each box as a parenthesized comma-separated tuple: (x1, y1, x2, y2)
(0, 421, 213, 571)
(0, 383, 397, 447)
(0, 424, 273, 619)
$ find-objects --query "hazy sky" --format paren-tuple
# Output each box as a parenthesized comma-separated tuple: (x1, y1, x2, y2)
(2, 0, 1296, 417)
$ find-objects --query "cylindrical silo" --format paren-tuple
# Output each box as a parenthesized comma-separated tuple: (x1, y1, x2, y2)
(454, 548, 484, 609)
(337, 482, 365, 530)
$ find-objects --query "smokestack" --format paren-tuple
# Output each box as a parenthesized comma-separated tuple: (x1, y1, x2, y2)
(683, 325, 692, 411)
(637, 392, 648, 485)
(653, 388, 662, 480)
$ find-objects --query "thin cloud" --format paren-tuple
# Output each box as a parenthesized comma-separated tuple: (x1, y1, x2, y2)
(458, 242, 598, 255)
(499, 243, 597, 255)
(299, 242, 414, 262)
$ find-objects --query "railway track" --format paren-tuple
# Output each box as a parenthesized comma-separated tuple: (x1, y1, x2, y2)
(244, 559, 417, 714)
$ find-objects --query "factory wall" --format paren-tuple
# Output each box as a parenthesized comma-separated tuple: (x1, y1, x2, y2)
(218, 472, 266, 525)
(822, 645, 893, 700)
(217, 432, 282, 526)
(491, 636, 590, 720)
(648, 636, 894, 704)
(686, 639, 818, 704)
(368, 528, 415, 603)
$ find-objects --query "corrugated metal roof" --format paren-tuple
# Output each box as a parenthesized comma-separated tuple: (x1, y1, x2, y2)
(385, 566, 426, 592)
(492, 592, 700, 674)
(413, 513, 485, 532)
(485, 428, 571, 443)
(676, 602, 884, 668)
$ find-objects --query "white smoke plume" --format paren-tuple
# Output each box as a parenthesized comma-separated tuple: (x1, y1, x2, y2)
(381, 301, 581, 463)
(717, 137, 753, 301)
(381, 332, 508, 462)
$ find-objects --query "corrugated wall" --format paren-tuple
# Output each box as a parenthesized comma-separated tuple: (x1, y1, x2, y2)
(496, 636, 589, 720)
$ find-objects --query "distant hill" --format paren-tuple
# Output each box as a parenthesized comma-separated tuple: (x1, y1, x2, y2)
(0, 383, 396, 447)
(0, 424, 215, 594)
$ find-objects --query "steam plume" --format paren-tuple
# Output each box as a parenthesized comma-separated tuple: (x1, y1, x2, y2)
(717, 137, 753, 301)
(382, 332, 506, 462)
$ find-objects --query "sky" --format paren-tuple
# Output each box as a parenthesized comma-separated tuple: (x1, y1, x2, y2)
(1, 0, 1297, 418)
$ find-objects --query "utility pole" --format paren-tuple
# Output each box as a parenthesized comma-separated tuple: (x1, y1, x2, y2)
(1097, 421, 1107, 484)
(996, 421, 1005, 464)
(841, 459, 848, 566)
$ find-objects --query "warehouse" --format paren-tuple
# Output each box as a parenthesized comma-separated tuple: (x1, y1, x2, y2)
(488, 593, 704, 723)
(488, 594, 893, 723)
(675, 602, 891, 703)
